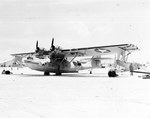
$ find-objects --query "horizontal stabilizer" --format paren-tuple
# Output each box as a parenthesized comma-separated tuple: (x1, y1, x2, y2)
(116, 60, 141, 71)
(116, 60, 130, 71)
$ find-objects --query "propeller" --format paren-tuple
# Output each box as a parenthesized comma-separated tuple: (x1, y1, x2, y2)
(50, 38, 55, 51)
(36, 40, 38, 49)
(35, 38, 56, 56)
(35, 40, 40, 53)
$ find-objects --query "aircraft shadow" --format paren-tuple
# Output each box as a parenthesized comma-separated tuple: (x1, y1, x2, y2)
(12, 73, 110, 78)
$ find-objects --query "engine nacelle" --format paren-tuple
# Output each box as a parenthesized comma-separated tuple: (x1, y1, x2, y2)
(49, 52, 65, 60)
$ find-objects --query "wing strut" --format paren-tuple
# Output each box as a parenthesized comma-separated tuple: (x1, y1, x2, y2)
(69, 54, 78, 63)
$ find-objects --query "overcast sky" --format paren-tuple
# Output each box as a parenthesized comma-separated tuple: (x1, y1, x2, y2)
(0, 0, 150, 63)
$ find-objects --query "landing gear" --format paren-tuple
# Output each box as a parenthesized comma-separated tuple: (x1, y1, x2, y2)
(108, 70, 118, 77)
(55, 65, 62, 76)
(44, 72, 50, 76)
(90, 71, 92, 74)
(55, 72, 62, 76)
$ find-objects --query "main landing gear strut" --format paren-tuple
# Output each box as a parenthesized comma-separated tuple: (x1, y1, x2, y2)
(55, 65, 62, 76)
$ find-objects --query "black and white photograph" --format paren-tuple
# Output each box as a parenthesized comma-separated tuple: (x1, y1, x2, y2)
(0, 0, 150, 118)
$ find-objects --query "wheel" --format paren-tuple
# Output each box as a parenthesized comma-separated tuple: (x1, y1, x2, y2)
(55, 72, 62, 76)
(44, 72, 50, 76)
(111, 71, 116, 77)
(108, 71, 112, 77)
(108, 70, 118, 77)
(90, 71, 92, 74)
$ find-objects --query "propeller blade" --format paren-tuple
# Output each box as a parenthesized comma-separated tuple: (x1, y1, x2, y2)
(35, 40, 40, 53)
(36, 40, 38, 49)
(50, 38, 55, 51)
(51, 38, 54, 47)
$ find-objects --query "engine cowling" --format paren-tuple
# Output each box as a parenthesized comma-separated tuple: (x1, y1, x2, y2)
(49, 52, 65, 60)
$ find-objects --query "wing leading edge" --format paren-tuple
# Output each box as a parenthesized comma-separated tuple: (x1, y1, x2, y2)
(62, 44, 139, 57)
(11, 52, 35, 56)
(11, 44, 139, 57)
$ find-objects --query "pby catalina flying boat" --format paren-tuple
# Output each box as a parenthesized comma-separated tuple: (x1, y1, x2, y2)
(11, 38, 139, 77)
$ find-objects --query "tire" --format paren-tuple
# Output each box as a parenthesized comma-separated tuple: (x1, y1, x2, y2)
(108, 70, 117, 77)
(5, 70, 10, 75)
(108, 71, 112, 77)
(44, 72, 50, 76)
(56, 72, 62, 76)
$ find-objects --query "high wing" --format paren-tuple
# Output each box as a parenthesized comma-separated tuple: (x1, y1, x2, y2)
(61, 44, 139, 57)
(11, 43, 139, 58)
(11, 39, 54, 57)
(11, 52, 35, 56)
(0, 55, 24, 67)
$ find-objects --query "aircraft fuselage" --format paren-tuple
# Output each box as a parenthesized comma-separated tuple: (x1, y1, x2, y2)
(23, 55, 102, 74)
(24, 58, 77, 73)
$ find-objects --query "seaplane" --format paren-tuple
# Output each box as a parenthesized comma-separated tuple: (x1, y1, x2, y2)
(11, 38, 139, 77)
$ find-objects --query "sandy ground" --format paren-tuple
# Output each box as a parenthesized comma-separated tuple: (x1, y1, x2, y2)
(0, 68, 150, 118)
